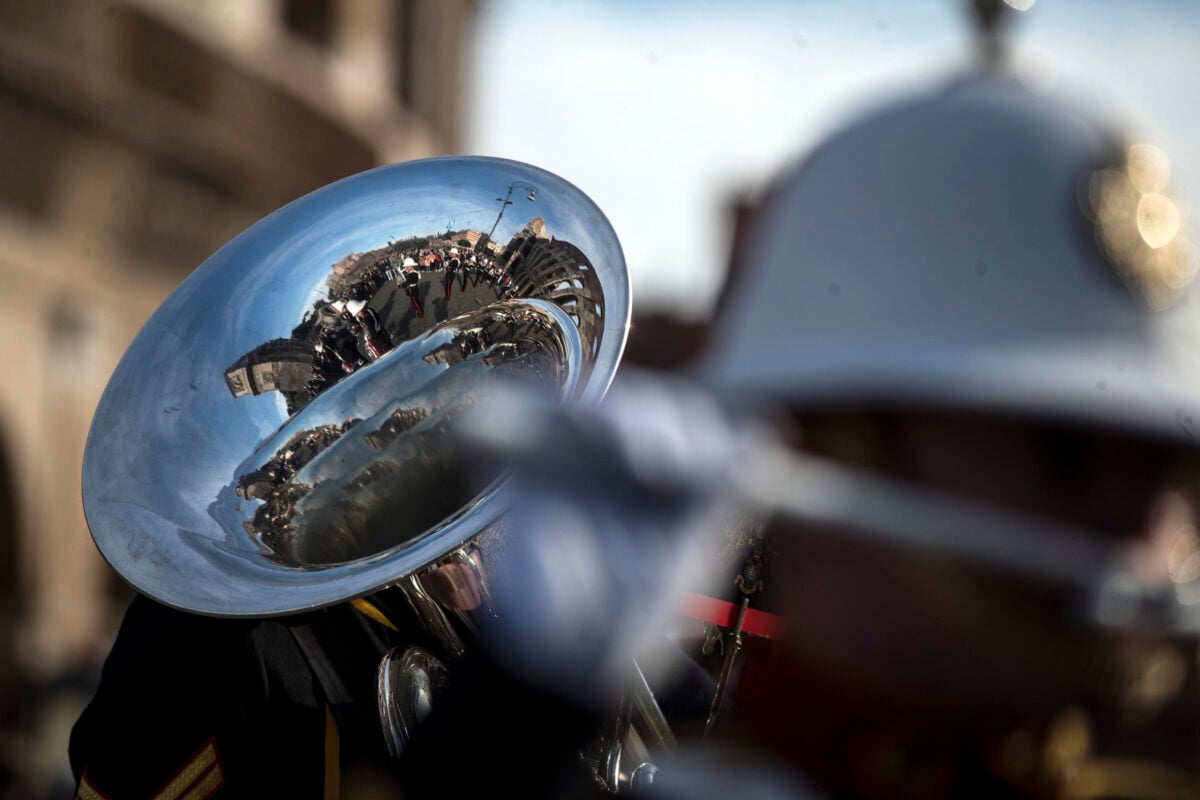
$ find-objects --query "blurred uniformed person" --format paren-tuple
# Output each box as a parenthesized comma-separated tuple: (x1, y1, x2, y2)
(401, 257, 424, 317)
(676, 5, 1200, 799)
(419, 4, 1200, 800)
(444, 248, 461, 301)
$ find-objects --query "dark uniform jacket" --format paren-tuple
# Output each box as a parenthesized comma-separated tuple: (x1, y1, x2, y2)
(70, 594, 706, 799)
(69, 593, 425, 799)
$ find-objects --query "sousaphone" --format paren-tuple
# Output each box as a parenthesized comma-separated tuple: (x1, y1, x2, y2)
(82, 156, 630, 617)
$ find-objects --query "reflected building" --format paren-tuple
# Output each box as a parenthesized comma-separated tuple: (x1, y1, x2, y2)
(0, 1, 474, 793)
(456, 229, 486, 249)
(504, 224, 606, 362)
(327, 252, 379, 299)
(428, 227, 485, 251)
(225, 338, 314, 402)
(505, 217, 551, 259)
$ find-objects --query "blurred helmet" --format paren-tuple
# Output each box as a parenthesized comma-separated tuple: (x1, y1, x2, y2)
(403, 256, 418, 268)
(701, 74, 1200, 441)
(693, 71, 1200, 800)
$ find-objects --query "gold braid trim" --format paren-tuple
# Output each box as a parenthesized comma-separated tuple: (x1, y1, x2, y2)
(152, 739, 220, 800)
(351, 598, 399, 632)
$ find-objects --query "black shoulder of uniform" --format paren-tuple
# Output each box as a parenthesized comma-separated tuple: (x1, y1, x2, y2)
(70, 594, 328, 798)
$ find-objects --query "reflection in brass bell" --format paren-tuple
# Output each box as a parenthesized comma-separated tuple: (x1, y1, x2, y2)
(83, 157, 630, 617)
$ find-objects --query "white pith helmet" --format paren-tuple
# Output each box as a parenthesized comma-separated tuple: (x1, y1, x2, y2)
(700, 74, 1200, 443)
(403, 256, 418, 268)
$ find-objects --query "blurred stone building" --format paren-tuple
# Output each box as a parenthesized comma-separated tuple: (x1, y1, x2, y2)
(0, 0, 473, 791)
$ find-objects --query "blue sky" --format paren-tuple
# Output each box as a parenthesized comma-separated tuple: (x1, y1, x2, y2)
(467, 0, 1200, 317)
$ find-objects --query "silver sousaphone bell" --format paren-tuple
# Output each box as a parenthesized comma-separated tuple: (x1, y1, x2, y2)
(83, 156, 629, 617)
(83, 156, 638, 779)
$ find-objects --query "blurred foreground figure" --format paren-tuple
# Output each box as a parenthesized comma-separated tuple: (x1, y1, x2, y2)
(685, 30, 1200, 800)
(450, 25, 1200, 800)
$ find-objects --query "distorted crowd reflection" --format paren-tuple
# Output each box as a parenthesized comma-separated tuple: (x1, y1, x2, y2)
(223, 213, 605, 418)
(218, 207, 606, 567)
(228, 299, 575, 567)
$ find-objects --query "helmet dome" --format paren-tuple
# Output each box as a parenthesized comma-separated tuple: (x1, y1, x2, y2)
(700, 75, 1200, 442)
